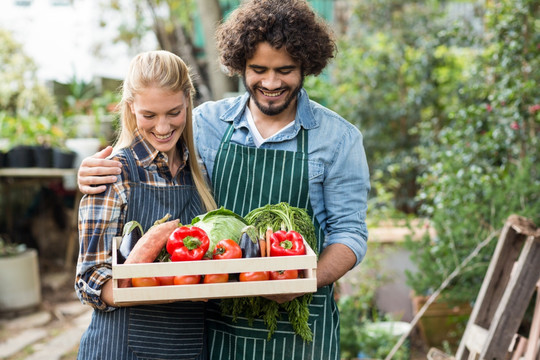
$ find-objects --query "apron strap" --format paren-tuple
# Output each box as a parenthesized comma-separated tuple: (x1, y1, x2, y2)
(297, 127, 308, 153)
(219, 123, 235, 149)
(124, 149, 141, 183)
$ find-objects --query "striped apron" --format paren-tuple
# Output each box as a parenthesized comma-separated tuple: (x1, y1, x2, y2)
(207, 124, 340, 360)
(78, 149, 207, 360)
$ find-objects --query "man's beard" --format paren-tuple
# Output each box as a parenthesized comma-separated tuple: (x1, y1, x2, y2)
(243, 77, 303, 116)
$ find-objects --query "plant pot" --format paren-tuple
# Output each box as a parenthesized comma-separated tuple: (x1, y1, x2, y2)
(411, 295, 472, 350)
(0, 248, 42, 313)
(6, 145, 35, 167)
(33, 145, 53, 168)
(52, 148, 76, 168)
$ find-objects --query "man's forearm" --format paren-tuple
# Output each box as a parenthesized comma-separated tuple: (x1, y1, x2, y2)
(316, 243, 357, 288)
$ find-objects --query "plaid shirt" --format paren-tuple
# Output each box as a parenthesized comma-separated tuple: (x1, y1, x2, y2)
(75, 129, 191, 311)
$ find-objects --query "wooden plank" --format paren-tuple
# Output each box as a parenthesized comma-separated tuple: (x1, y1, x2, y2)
(476, 217, 529, 327)
(510, 335, 528, 360)
(114, 277, 317, 304)
(524, 281, 540, 360)
(112, 237, 318, 304)
(463, 324, 488, 355)
(0, 168, 76, 177)
(482, 235, 540, 359)
(456, 215, 538, 360)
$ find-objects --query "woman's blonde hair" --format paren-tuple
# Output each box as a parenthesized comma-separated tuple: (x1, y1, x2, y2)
(114, 50, 216, 212)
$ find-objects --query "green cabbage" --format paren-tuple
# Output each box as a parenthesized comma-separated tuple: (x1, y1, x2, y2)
(191, 207, 247, 258)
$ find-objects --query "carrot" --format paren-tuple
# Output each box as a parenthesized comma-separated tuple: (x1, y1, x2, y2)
(265, 227, 273, 257)
(124, 219, 179, 264)
(259, 239, 266, 257)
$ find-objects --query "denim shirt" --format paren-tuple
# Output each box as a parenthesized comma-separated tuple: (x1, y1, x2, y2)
(193, 89, 370, 266)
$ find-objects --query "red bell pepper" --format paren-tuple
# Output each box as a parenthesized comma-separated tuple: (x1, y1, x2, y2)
(167, 226, 210, 261)
(269, 230, 306, 256)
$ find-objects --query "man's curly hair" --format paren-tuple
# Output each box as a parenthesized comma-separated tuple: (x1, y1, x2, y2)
(216, 0, 336, 77)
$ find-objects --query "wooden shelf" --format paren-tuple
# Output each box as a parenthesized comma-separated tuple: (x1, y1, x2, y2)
(0, 168, 77, 178)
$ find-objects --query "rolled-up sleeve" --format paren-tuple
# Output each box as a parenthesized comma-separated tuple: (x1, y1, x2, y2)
(319, 123, 370, 267)
(75, 181, 126, 311)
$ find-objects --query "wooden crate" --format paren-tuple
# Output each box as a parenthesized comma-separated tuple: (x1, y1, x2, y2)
(112, 237, 317, 305)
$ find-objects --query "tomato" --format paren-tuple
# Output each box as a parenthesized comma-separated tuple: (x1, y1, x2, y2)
(157, 276, 175, 286)
(270, 269, 299, 280)
(132, 277, 160, 287)
(203, 273, 229, 283)
(239, 271, 270, 282)
(173, 275, 201, 285)
(212, 239, 242, 260)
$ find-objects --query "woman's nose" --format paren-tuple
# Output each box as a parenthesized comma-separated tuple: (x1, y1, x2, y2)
(155, 116, 170, 133)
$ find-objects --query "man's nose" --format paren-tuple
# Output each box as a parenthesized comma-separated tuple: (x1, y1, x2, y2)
(261, 71, 280, 89)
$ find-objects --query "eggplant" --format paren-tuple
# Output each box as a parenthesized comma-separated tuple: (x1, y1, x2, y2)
(239, 225, 260, 258)
(117, 221, 143, 264)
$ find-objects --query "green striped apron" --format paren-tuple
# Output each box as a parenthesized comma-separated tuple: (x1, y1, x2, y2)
(207, 124, 340, 360)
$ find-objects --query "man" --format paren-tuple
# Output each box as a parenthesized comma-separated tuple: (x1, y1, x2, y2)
(77, 0, 370, 358)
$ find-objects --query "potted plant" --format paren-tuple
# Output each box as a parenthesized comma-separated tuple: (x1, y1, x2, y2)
(59, 80, 119, 168)
(3, 115, 37, 168)
(0, 235, 42, 313)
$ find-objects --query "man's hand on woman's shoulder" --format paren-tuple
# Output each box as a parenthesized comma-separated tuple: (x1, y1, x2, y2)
(78, 146, 123, 195)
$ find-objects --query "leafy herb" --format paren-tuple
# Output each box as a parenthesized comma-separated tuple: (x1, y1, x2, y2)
(243, 202, 318, 252)
(220, 202, 319, 342)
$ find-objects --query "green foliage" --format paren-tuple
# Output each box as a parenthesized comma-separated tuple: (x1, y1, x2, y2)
(305, 0, 476, 214)
(407, 0, 540, 303)
(59, 75, 120, 141)
(306, 0, 539, 307)
(0, 28, 57, 118)
(356, 321, 410, 360)
(305, 0, 539, 329)
(0, 112, 66, 148)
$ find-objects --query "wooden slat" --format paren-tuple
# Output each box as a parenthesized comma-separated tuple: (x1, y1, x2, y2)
(463, 324, 488, 355)
(0, 168, 76, 177)
(112, 237, 318, 304)
(510, 335, 528, 360)
(475, 216, 530, 327)
(456, 215, 539, 360)
(482, 236, 540, 359)
(524, 281, 540, 360)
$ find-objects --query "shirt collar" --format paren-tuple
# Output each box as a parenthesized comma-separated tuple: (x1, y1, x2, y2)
(220, 88, 319, 130)
(130, 128, 188, 169)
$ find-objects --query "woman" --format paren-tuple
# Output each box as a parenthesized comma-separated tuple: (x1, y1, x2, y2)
(75, 50, 216, 360)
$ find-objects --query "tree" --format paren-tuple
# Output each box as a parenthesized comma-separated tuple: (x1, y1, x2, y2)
(306, 0, 461, 214)
(103, 0, 235, 103)
(196, 0, 236, 99)
(0, 29, 56, 117)
(407, 0, 539, 304)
